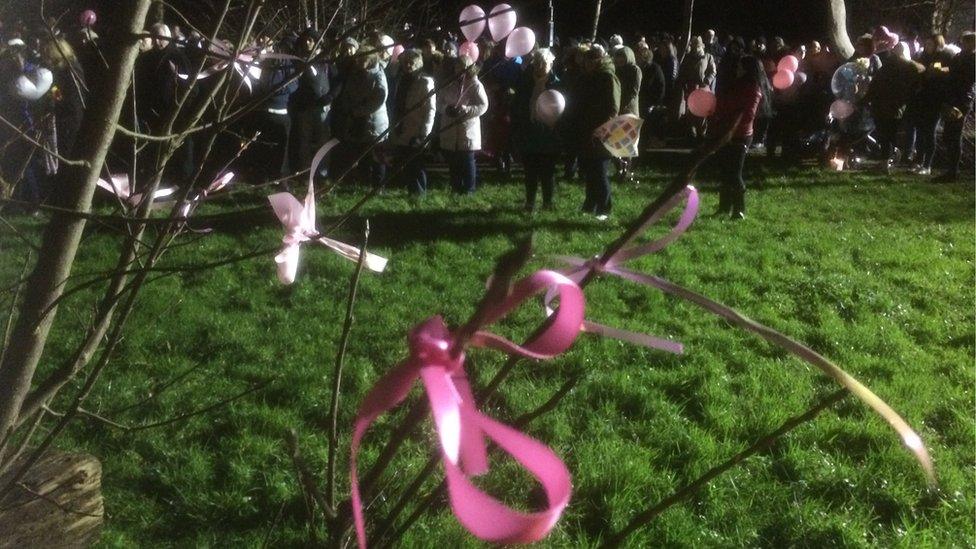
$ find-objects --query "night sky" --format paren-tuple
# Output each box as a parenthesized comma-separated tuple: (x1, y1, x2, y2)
(435, 0, 840, 44)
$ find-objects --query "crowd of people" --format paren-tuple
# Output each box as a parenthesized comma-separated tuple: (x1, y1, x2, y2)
(1, 16, 973, 221)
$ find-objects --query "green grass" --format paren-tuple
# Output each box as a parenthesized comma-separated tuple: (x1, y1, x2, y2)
(2, 159, 973, 547)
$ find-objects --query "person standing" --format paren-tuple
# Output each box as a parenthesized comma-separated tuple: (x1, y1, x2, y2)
(676, 36, 717, 140)
(567, 46, 620, 219)
(864, 42, 924, 173)
(389, 49, 435, 194)
(512, 48, 561, 211)
(710, 55, 763, 220)
(611, 45, 641, 181)
(935, 31, 975, 183)
(288, 29, 338, 181)
(330, 44, 389, 187)
(438, 54, 488, 194)
(906, 34, 955, 175)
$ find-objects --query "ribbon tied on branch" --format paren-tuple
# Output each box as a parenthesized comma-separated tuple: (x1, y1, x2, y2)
(350, 269, 585, 547)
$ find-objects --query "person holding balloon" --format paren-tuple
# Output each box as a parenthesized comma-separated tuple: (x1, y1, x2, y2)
(438, 53, 489, 195)
(709, 55, 764, 220)
(676, 36, 717, 141)
(512, 48, 562, 211)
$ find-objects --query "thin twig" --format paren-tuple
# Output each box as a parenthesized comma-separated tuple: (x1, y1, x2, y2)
(327, 221, 370, 508)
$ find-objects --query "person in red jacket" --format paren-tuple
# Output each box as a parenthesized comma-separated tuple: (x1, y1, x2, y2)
(710, 54, 763, 219)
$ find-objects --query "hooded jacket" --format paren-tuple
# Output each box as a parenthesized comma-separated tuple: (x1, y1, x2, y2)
(565, 56, 620, 158)
(614, 46, 642, 116)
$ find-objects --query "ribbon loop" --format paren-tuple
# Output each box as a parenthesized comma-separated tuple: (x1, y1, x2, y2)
(351, 269, 585, 548)
(551, 186, 699, 354)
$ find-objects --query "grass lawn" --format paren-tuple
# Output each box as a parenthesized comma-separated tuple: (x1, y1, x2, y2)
(1, 158, 973, 547)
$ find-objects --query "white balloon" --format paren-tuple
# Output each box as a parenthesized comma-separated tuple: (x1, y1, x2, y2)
(534, 89, 566, 127)
(504, 27, 535, 59)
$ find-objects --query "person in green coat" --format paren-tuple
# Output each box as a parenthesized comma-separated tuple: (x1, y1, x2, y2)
(565, 45, 620, 218)
(512, 49, 561, 211)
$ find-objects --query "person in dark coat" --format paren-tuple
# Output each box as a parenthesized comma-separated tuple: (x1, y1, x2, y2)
(512, 48, 561, 210)
(709, 55, 763, 219)
(289, 30, 339, 180)
(906, 34, 955, 174)
(566, 46, 620, 218)
(864, 42, 924, 172)
(243, 42, 298, 182)
(636, 42, 666, 147)
(330, 44, 389, 187)
(935, 31, 975, 182)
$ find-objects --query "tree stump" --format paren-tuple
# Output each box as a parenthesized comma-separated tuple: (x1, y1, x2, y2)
(0, 452, 104, 548)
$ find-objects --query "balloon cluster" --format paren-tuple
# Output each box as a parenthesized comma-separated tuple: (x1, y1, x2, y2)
(772, 55, 800, 90)
(828, 60, 872, 120)
(458, 3, 536, 61)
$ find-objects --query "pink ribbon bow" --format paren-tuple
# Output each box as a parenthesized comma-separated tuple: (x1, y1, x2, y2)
(350, 269, 586, 548)
(551, 185, 700, 354)
(178, 171, 236, 220)
(268, 179, 387, 284)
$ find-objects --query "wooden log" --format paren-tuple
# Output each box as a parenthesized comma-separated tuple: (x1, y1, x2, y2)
(0, 452, 103, 548)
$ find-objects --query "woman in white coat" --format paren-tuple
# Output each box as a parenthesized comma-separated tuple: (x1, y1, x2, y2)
(437, 54, 488, 194)
(390, 49, 435, 194)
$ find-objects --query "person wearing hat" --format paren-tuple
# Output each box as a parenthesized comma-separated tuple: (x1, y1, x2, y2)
(437, 53, 488, 194)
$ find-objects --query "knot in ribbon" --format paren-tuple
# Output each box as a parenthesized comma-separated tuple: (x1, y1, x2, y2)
(351, 270, 585, 548)
(553, 185, 700, 355)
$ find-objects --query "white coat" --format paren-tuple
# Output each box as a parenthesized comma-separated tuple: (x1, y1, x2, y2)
(437, 74, 488, 151)
(390, 73, 435, 147)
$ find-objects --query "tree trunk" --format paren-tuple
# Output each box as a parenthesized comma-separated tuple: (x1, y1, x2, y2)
(591, 0, 602, 42)
(0, 452, 103, 547)
(825, 0, 854, 59)
(681, 0, 695, 56)
(0, 0, 153, 449)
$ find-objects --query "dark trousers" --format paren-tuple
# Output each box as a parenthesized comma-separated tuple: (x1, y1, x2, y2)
(580, 157, 611, 215)
(395, 146, 427, 194)
(941, 109, 968, 176)
(447, 150, 476, 194)
(523, 154, 556, 207)
(245, 111, 290, 182)
(910, 110, 940, 168)
(332, 141, 386, 187)
(717, 137, 751, 213)
(874, 116, 900, 160)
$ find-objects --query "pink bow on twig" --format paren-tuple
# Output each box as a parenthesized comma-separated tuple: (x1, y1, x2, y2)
(268, 180, 387, 284)
(550, 185, 700, 354)
(97, 174, 177, 209)
(351, 270, 585, 548)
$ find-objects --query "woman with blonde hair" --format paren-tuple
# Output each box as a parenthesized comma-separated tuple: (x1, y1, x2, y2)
(438, 53, 488, 194)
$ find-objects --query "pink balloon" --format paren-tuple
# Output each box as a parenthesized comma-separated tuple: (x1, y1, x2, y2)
(459, 41, 480, 62)
(391, 44, 405, 62)
(687, 88, 716, 118)
(534, 89, 566, 127)
(504, 27, 534, 59)
(830, 99, 854, 120)
(459, 5, 486, 43)
(773, 69, 795, 90)
(488, 3, 517, 41)
(777, 55, 799, 73)
(79, 9, 97, 27)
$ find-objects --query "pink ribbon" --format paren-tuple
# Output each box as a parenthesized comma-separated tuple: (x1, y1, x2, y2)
(350, 270, 585, 548)
(178, 171, 236, 220)
(267, 175, 387, 284)
(551, 185, 700, 354)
